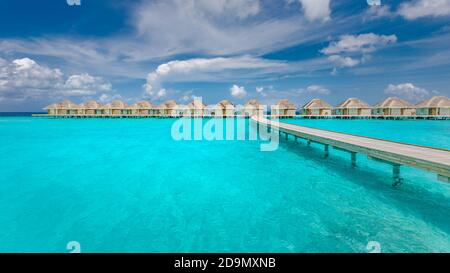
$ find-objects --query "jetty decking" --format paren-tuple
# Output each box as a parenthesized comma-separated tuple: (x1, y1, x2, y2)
(252, 116, 450, 184)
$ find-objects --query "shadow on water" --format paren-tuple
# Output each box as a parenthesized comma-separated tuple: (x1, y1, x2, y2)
(277, 135, 450, 234)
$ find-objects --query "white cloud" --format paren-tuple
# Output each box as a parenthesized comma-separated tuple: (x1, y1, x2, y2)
(143, 56, 285, 99)
(255, 86, 272, 98)
(327, 55, 360, 67)
(98, 93, 123, 104)
(305, 85, 330, 95)
(129, 0, 341, 59)
(398, 0, 450, 20)
(63, 73, 112, 96)
(321, 33, 397, 55)
(0, 0, 351, 83)
(0, 58, 63, 98)
(364, 5, 394, 21)
(298, 0, 331, 21)
(156, 88, 167, 99)
(194, 0, 261, 19)
(384, 83, 430, 102)
(0, 57, 112, 100)
(321, 33, 397, 71)
(230, 84, 247, 98)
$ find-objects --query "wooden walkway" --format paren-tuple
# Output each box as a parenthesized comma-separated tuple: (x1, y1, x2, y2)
(32, 114, 450, 120)
(252, 116, 450, 184)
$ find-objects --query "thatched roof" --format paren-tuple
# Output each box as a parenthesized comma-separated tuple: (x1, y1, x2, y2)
(272, 99, 296, 109)
(336, 98, 371, 109)
(157, 104, 167, 110)
(244, 99, 261, 107)
(215, 100, 235, 109)
(374, 97, 414, 109)
(187, 99, 206, 109)
(302, 99, 332, 109)
(218, 100, 234, 107)
(101, 103, 112, 109)
(162, 100, 178, 109)
(416, 96, 450, 108)
(110, 100, 128, 109)
(57, 100, 78, 109)
(79, 100, 101, 109)
(132, 101, 154, 109)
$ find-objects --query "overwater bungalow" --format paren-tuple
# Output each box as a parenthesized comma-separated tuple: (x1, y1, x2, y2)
(271, 99, 296, 117)
(302, 99, 332, 116)
(187, 99, 207, 117)
(159, 100, 178, 117)
(39, 96, 448, 119)
(242, 99, 264, 117)
(44, 103, 58, 115)
(334, 98, 372, 116)
(174, 104, 187, 117)
(55, 100, 79, 115)
(373, 97, 415, 116)
(79, 100, 102, 115)
(132, 101, 154, 116)
(416, 96, 450, 116)
(157, 104, 167, 117)
(106, 100, 129, 115)
(215, 100, 235, 117)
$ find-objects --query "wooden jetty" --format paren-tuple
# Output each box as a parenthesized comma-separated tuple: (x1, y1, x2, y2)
(252, 116, 450, 185)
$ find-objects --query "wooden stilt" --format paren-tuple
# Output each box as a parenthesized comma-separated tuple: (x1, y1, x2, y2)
(392, 164, 403, 187)
(351, 152, 357, 167)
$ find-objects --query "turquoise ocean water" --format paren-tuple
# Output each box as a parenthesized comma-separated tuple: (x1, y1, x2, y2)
(0, 116, 449, 252)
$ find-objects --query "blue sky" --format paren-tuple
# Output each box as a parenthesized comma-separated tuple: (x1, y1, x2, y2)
(1, 0, 450, 111)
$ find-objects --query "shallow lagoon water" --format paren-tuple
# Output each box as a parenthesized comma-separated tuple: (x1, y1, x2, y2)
(0, 116, 449, 252)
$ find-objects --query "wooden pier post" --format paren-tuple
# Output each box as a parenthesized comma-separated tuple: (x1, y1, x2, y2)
(351, 152, 357, 167)
(437, 175, 450, 183)
(392, 164, 403, 187)
(324, 144, 329, 158)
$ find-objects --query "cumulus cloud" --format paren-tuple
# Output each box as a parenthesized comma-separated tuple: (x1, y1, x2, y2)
(298, 0, 331, 21)
(286, 0, 331, 21)
(0, 57, 112, 100)
(321, 33, 397, 55)
(63, 73, 112, 96)
(98, 93, 123, 104)
(327, 55, 360, 67)
(384, 83, 430, 102)
(230, 84, 247, 98)
(0, 58, 63, 93)
(143, 56, 285, 99)
(398, 0, 450, 20)
(321, 33, 397, 71)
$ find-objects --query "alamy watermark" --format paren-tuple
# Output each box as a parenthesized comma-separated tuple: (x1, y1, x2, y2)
(170, 98, 280, 151)
(66, 241, 81, 253)
(367, 0, 381, 6)
(366, 241, 381, 253)
(66, 0, 81, 6)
